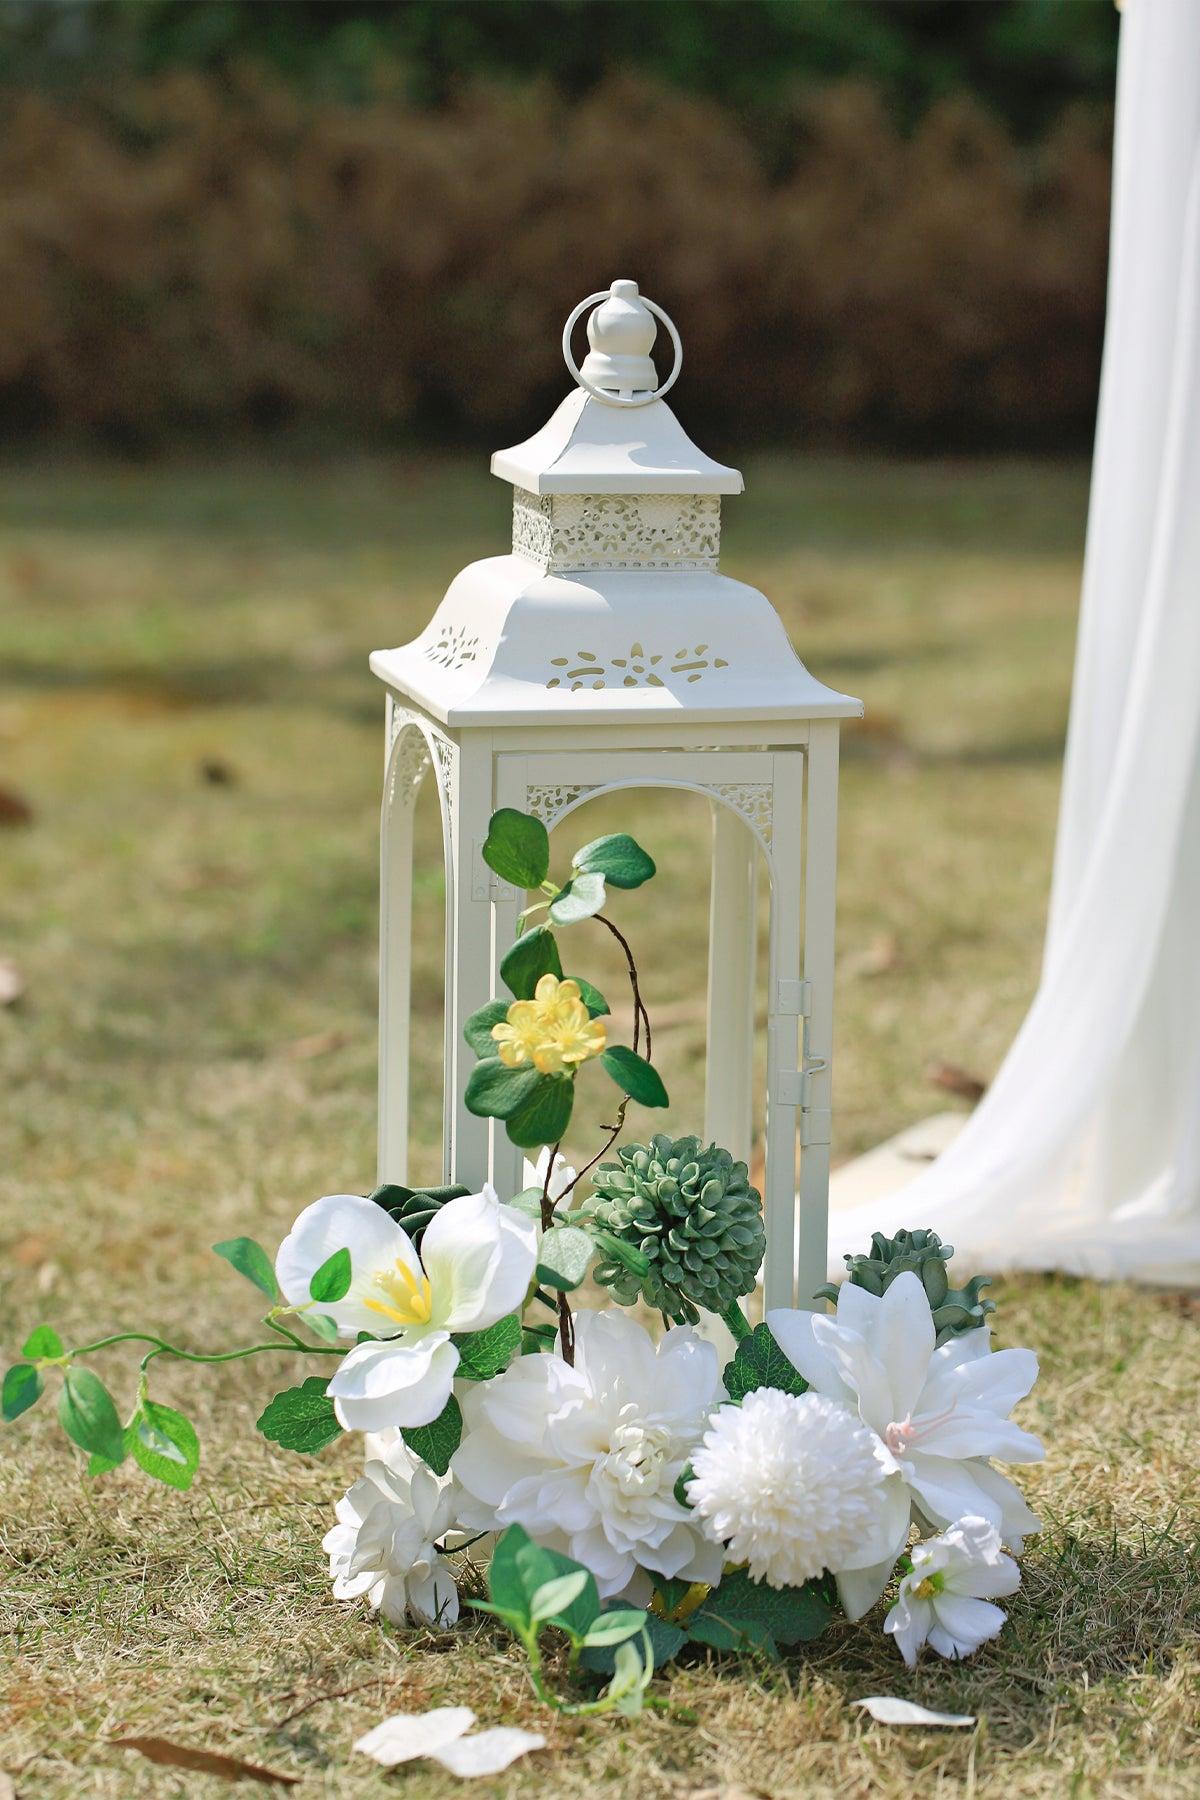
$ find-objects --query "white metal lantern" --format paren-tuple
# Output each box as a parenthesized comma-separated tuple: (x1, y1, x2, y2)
(371, 279, 861, 1310)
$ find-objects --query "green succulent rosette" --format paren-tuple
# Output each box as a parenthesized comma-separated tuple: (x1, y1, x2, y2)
(817, 1226, 994, 1345)
(586, 1135, 765, 1326)
(366, 1181, 471, 1252)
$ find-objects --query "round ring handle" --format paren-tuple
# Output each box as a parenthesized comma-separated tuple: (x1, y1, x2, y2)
(562, 290, 683, 408)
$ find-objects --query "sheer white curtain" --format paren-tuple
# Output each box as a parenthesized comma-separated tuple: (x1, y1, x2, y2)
(829, 0, 1200, 1285)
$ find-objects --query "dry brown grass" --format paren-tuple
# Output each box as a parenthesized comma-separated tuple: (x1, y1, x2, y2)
(2, 456, 1198, 1797)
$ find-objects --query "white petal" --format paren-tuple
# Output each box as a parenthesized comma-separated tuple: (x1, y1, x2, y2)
(928, 1591, 1008, 1657)
(836, 1475, 911, 1573)
(431, 1727, 547, 1777)
(905, 1453, 1007, 1533)
(407, 1559, 460, 1628)
(854, 1696, 975, 1728)
(354, 1707, 475, 1767)
(920, 1346, 1041, 1426)
(329, 1333, 459, 1431)
(915, 1412, 1044, 1465)
(872, 1273, 936, 1420)
(964, 1459, 1042, 1549)
(275, 1193, 420, 1338)
(765, 1307, 854, 1405)
(421, 1187, 537, 1331)
(812, 1316, 896, 1437)
(836, 1554, 899, 1622)
(883, 1591, 931, 1667)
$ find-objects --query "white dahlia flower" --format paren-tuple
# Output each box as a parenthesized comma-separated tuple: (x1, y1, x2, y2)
(324, 1439, 460, 1627)
(686, 1389, 908, 1589)
(451, 1309, 724, 1599)
(885, 1515, 1020, 1666)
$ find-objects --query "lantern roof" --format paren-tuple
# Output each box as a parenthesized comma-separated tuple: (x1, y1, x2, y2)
(370, 280, 861, 730)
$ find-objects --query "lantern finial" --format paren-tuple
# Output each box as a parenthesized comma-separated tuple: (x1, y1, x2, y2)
(562, 280, 683, 407)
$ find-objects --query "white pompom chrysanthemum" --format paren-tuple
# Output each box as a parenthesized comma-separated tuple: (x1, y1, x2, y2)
(686, 1388, 905, 1590)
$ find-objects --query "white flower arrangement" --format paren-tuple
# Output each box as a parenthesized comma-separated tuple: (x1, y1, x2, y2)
(4, 807, 1046, 1727)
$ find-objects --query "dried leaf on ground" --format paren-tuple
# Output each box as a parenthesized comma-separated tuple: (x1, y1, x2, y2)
(0, 959, 25, 1006)
(927, 1060, 987, 1103)
(108, 1736, 298, 1786)
(0, 787, 33, 826)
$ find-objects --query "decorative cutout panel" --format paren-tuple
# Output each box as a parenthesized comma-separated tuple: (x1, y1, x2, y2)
(512, 489, 721, 573)
(710, 781, 774, 847)
(525, 783, 601, 832)
(546, 641, 729, 691)
(423, 623, 481, 672)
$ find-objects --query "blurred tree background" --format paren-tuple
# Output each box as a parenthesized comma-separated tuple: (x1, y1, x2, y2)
(0, 0, 1119, 450)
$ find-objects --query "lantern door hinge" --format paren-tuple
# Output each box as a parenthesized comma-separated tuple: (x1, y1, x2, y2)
(775, 978, 811, 1016)
(800, 1109, 832, 1147)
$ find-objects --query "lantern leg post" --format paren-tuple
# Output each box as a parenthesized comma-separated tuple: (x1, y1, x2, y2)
(796, 722, 840, 1309)
(705, 801, 757, 1167)
(763, 753, 806, 1312)
(489, 888, 527, 1200)
(377, 723, 426, 1187)
(443, 735, 495, 1193)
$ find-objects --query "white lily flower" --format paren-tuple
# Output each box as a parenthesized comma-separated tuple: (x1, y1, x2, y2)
(768, 1272, 1042, 1618)
(885, 1515, 1020, 1666)
(276, 1186, 536, 1430)
(324, 1441, 461, 1626)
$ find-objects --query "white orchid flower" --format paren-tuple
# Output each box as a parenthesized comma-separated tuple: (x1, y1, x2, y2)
(885, 1515, 1020, 1666)
(768, 1271, 1042, 1618)
(324, 1441, 461, 1626)
(276, 1186, 536, 1431)
(523, 1148, 578, 1205)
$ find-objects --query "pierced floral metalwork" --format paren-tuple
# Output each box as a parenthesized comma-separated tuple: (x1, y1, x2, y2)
(423, 623, 481, 672)
(546, 641, 730, 691)
(512, 489, 721, 573)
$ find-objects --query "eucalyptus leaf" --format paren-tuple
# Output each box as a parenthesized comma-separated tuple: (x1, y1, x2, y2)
(536, 1224, 594, 1292)
(505, 1074, 574, 1149)
(599, 1045, 669, 1108)
(548, 872, 607, 926)
(463, 999, 509, 1057)
(573, 832, 656, 889)
(566, 976, 610, 1018)
(482, 808, 550, 889)
(465, 1056, 541, 1121)
(499, 926, 562, 999)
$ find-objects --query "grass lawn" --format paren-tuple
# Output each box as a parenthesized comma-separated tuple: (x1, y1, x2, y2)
(1, 455, 1197, 1797)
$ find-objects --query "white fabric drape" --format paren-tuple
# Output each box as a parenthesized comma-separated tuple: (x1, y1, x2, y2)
(829, 0, 1200, 1285)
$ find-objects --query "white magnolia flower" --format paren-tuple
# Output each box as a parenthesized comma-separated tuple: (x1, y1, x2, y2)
(686, 1388, 908, 1590)
(885, 1514, 1020, 1666)
(323, 1441, 460, 1626)
(276, 1186, 536, 1430)
(768, 1272, 1042, 1618)
(452, 1309, 725, 1599)
(355, 1706, 545, 1776)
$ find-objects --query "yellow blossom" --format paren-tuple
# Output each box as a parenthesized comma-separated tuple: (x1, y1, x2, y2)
(492, 973, 607, 1078)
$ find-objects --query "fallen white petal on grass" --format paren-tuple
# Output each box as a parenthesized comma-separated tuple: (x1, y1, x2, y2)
(354, 1706, 476, 1767)
(354, 1707, 546, 1777)
(854, 1696, 976, 1728)
(432, 1728, 548, 1777)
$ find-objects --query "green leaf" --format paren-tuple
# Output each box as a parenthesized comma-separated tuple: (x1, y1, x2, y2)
(453, 1313, 521, 1381)
(505, 1074, 575, 1150)
(21, 1324, 64, 1360)
(305, 1311, 339, 1343)
(548, 872, 606, 926)
(581, 1607, 648, 1647)
(309, 1246, 351, 1304)
(482, 808, 550, 889)
(401, 1394, 462, 1476)
(88, 1434, 132, 1477)
(591, 1228, 651, 1277)
(212, 1236, 277, 1301)
(722, 1323, 808, 1402)
(464, 1057, 541, 1121)
(3, 1363, 42, 1421)
(599, 1045, 669, 1108)
(463, 999, 509, 1057)
(567, 976, 609, 1018)
(673, 1461, 695, 1508)
(536, 1224, 594, 1292)
(130, 1401, 200, 1491)
(486, 1527, 602, 1642)
(256, 1377, 342, 1455)
(581, 1613, 684, 1674)
(573, 832, 656, 889)
(486, 1525, 538, 1627)
(499, 925, 562, 999)
(688, 1568, 833, 1653)
(530, 1570, 590, 1623)
(57, 1367, 125, 1464)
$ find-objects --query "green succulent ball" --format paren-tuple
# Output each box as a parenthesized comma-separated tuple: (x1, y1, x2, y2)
(586, 1135, 765, 1326)
(816, 1226, 994, 1345)
(367, 1181, 471, 1252)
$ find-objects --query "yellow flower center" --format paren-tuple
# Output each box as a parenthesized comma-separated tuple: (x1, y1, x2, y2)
(491, 974, 607, 1079)
(362, 1258, 434, 1328)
